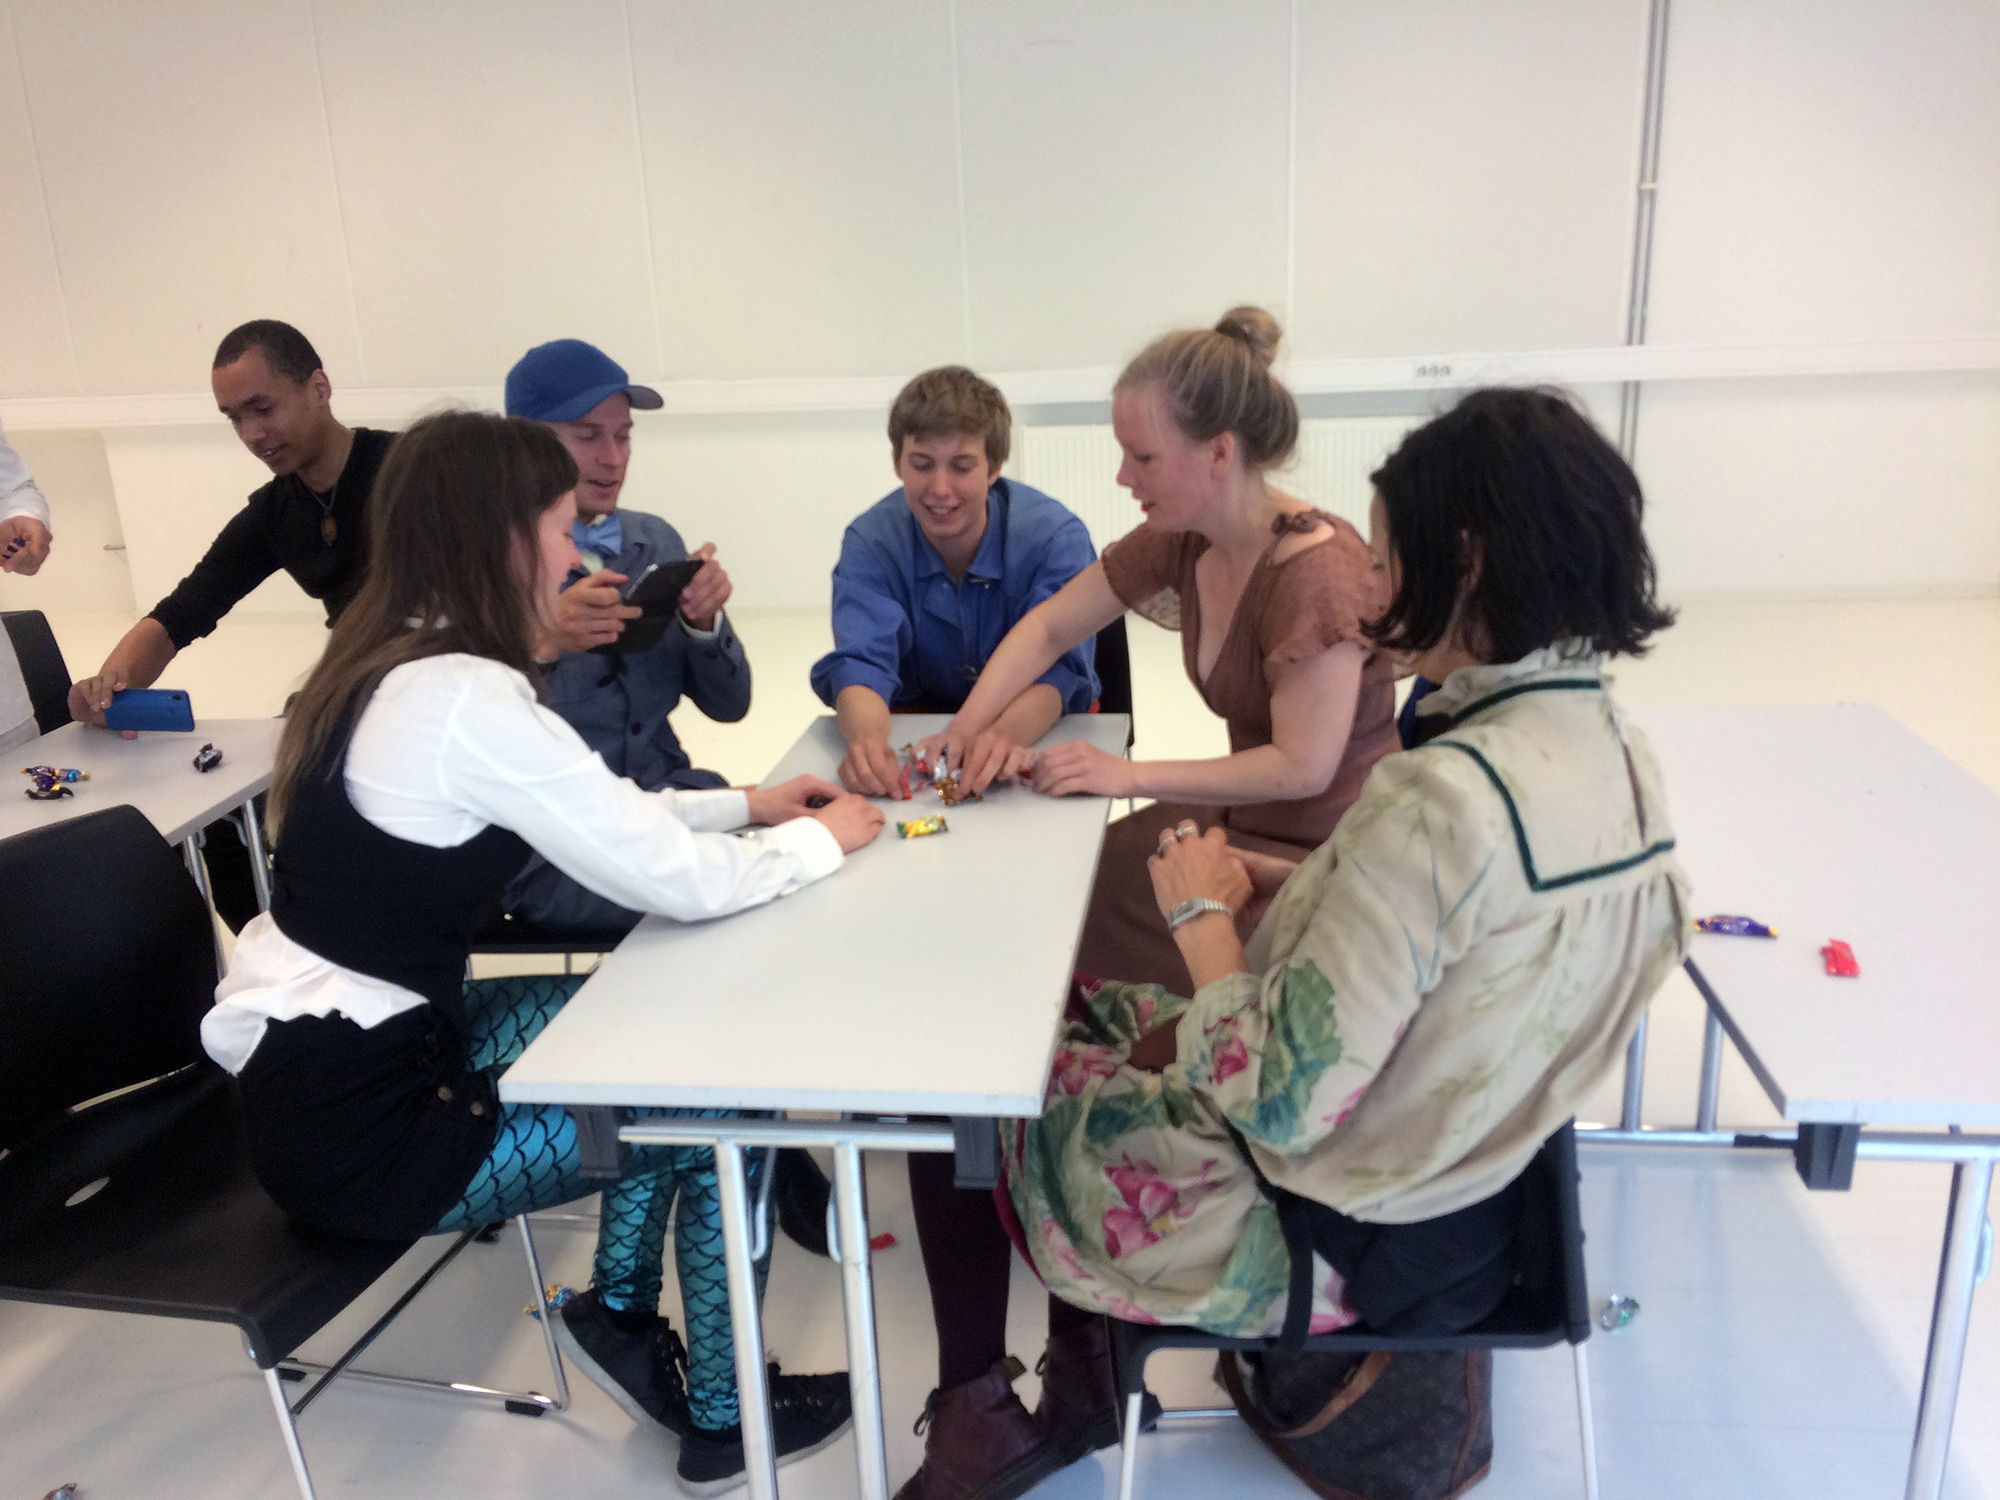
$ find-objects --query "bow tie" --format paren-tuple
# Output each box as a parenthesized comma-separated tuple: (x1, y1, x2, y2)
(572, 513, 623, 570)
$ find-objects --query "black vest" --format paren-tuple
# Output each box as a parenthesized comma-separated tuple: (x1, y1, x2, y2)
(269, 701, 530, 1037)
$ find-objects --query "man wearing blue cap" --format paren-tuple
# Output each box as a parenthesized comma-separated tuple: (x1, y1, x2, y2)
(502, 339, 751, 934)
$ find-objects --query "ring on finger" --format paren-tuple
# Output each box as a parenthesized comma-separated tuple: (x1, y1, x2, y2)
(1175, 820, 1199, 841)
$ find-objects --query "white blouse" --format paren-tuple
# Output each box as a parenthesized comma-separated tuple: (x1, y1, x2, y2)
(203, 653, 841, 1072)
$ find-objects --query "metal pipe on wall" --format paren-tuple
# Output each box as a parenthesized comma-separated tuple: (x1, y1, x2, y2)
(1617, 0, 1674, 462)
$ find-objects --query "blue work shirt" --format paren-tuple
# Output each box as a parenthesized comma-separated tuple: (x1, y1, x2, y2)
(810, 478, 1099, 714)
(544, 510, 750, 791)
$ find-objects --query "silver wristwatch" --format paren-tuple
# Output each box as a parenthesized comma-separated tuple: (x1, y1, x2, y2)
(1167, 897, 1233, 931)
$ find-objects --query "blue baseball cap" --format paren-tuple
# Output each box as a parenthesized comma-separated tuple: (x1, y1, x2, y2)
(505, 339, 663, 422)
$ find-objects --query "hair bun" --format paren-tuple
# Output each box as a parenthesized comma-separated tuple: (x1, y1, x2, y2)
(1214, 305, 1282, 368)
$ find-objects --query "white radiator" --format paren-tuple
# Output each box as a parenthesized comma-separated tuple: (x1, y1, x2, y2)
(1013, 417, 1418, 555)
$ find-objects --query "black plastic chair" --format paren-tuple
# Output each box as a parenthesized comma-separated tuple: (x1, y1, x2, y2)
(1093, 614, 1135, 750)
(0, 806, 571, 1500)
(1109, 1124, 1599, 1500)
(2, 608, 73, 733)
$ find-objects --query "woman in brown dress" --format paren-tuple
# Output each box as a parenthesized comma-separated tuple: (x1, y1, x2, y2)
(920, 306, 1398, 995)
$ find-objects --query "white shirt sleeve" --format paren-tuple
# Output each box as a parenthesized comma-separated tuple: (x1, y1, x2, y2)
(0, 419, 51, 526)
(346, 655, 841, 922)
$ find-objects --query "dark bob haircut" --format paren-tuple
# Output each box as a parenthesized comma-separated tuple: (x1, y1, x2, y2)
(213, 319, 324, 385)
(1366, 387, 1675, 662)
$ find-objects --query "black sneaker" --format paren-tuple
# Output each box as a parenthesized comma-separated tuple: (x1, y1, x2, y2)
(675, 1366, 853, 1496)
(553, 1286, 692, 1436)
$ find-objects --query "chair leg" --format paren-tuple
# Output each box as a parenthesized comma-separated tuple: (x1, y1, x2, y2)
(1572, 1340, 1601, 1500)
(1117, 1389, 1145, 1500)
(263, 1364, 318, 1500)
(517, 1213, 571, 1411)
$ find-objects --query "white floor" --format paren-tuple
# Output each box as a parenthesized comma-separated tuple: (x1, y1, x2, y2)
(4, 597, 1998, 1500)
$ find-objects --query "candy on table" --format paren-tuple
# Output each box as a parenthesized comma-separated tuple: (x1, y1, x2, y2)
(896, 815, 948, 839)
(1598, 1293, 1640, 1331)
(20, 765, 88, 782)
(896, 743, 936, 801)
(524, 1283, 580, 1320)
(192, 742, 223, 772)
(23, 775, 74, 800)
(1694, 914, 1778, 938)
(869, 1232, 897, 1251)
(934, 768, 982, 807)
(1820, 938, 1861, 977)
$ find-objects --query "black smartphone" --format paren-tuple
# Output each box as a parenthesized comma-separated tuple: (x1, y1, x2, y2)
(614, 557, 706, 654)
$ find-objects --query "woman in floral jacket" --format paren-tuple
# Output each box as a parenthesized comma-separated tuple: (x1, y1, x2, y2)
(894, 388, 1692, 1500)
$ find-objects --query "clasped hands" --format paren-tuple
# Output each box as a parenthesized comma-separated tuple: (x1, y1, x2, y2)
(743, 774, 884, 853)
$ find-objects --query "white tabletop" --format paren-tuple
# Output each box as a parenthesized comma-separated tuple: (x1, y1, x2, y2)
(500, 712, 1131, 1117)
(2, 717, 281, 847)
(1636, 703, 2000, 1127)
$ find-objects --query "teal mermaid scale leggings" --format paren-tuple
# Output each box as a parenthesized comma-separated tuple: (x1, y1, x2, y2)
(428, 974, 770, 1429)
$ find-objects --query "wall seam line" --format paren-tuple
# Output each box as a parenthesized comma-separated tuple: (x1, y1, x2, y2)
(948, 0, 975, 363)
(1285, 0, 1299, 335)
(302, 0, 369, 385)
(5, 0, 83, 393)
(621, 0, 668, 377)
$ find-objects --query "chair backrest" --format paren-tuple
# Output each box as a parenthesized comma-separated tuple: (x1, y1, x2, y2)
(1, 610, 74, 734)
(1476, 1120, 1590, 1345)
(1093, 614, 1134, 741)
(0, 805, 217, 1148)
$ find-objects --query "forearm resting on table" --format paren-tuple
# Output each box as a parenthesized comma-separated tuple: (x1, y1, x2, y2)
(835, 684, 892, 747)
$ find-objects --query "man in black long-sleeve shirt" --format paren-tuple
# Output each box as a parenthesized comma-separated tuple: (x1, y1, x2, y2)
(69, 320, 391, 729)
(68, 320, 391, 928)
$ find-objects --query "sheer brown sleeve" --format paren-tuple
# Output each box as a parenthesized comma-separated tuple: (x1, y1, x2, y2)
(1100, 525, 1193, 631)
(1259, 520, 1391, 676)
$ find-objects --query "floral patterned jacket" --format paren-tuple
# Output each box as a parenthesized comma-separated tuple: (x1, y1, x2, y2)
(1174, 646, 1692, 1223)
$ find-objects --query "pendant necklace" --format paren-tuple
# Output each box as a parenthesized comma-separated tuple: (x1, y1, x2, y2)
(308, 475, 338, 545)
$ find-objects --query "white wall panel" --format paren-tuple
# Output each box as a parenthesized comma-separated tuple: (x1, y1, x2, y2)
(1648, 0, 2000, 346)
(0, 429, 133, 613)
(1637, 374, 2000, 598)
(1291, 0, 1647, 359)
(101, 427, 317, 616)
(0, 3, 75, 397)
(623, 409, 895, 611)
(313, 0, 661, 388)
(629, 0, 965, 381)
(956, 0, 1290, 372)
(10, 0, 361, 395)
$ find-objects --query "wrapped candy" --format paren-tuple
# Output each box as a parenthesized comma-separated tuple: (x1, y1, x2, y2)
(934, 769, 982, 807)
(20, 765, 88, 783)
(1820, 939, 1861, 978)
(23, 774, 73, 801)
(1695, 914, 1777, 938)
(193, 743, 223, 772)
(896, 816, 948, 839)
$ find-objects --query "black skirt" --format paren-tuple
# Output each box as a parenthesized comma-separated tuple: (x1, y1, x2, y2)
(236, 1006, 501, 1241)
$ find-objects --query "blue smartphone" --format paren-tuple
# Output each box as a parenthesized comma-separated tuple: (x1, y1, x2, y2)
(104, 688, 196, 733)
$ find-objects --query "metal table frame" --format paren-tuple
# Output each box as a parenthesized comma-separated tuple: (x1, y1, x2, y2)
(1580, 959, 1995, 1500)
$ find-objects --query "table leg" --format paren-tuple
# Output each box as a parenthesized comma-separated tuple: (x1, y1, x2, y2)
(1695, 1009, 1725, 1134)
(1618, 1013, 1649, 1130)
(1905, 1155, 1994, 1500)
(240, 794, 273, 912)
(833, 1142, 890, 1500)
(715, 1139, 779, 1500)
(180, 835, 225, 978)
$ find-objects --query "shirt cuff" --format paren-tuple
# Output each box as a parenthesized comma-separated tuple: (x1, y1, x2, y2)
(826, 661, 902, 708)
(677, 788, 750, 832)
(767, 814, 844, 882)
(679, 609, 723, 642)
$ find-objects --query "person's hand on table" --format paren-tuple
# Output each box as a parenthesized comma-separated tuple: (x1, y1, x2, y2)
(548, 570, 639, 655)
(0, 516, 51, 575)
(952, 728, 1037, 796)
(838, 737, 906, 798)
(676, 543, 730, 631)
(744, 774, 846, 826)
(67, 669, 139, 739)
(811, 792, 887, 852)
(1030, 738, 1137, 799)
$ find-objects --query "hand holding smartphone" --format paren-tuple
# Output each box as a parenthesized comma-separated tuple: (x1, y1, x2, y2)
(104, 688, 196, 732)
(612, 558, 705, 654)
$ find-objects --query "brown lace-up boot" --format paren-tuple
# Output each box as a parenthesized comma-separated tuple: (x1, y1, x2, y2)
(1034, 1318, 1164, 1464)
(894, 1356, 1063, 1500)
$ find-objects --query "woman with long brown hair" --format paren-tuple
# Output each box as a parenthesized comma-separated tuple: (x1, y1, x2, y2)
(202, 410, 884, 1495)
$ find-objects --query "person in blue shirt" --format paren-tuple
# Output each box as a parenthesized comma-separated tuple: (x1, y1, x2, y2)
(502, 339, 752, 933)
(811, 366, 1099, 797)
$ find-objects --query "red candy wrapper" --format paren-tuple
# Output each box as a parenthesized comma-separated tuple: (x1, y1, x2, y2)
(1820, 939, 1860, 977)
(869, 1232, 897, 1251)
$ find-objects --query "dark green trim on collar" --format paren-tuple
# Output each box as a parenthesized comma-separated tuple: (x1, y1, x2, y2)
(1434, 677, 1604, 733)
(1433, 740, 1676, 893)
